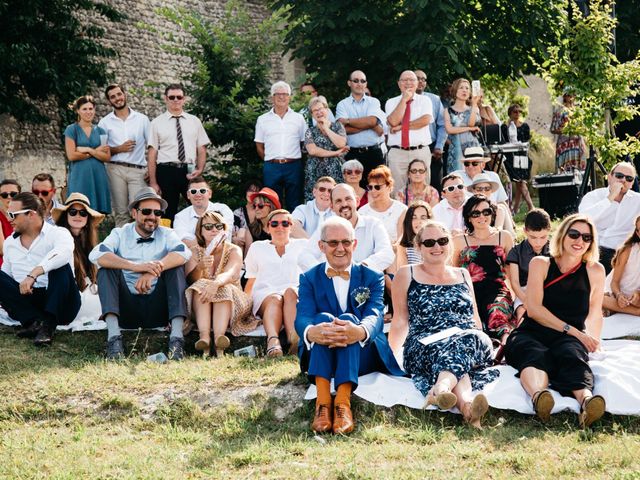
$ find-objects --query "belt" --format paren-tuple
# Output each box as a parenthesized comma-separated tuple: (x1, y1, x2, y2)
(109, 161, 146, 170)
(349, 145, 381, 152)
(158, 162, 188, 168)
(267, 158, 300, 164)
(389, 145, 426, 151)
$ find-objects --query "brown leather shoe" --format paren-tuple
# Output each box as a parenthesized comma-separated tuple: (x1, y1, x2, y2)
(311, 403, 333, 433)
(333, 403, 355, 435)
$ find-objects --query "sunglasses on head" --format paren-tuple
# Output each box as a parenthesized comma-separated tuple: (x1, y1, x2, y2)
(68, 208, 88, 217)
(566, 229, 593, 243)
(322, 239, 354, 248)
(167, 95, 184, 101)
(470, 208, 493, 218)
(409, 168, 426, 174)
(473, 186, 493, 193)
(443, 184, 465, 193)
(32, 189, 54, 196)
(269, 220, 291, 228)
(0, 191, 18, 199)
(343, 169, 362, 176)
(350, 79, 367, 84)
(613, 171, 635, 183)
(316, 186, 333, 193)
(202, 223, 225, 231)
(189, 188, 209, 195)
(367, 183, 387, 191)
(7, 209, 32, 220)
(421, 237, 450, 248)
(137, 207, 164, 217)
(464, 161, 481, 167)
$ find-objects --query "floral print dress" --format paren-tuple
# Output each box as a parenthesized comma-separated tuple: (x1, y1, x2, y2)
(303, 121, 346, 201)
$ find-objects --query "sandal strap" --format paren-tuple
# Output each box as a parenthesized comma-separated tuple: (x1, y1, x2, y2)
(267, 335, 280, 341)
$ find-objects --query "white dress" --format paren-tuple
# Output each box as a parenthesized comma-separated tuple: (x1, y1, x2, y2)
(605, 243, 640, 296)
(244, 238, 307, 315)
(358, 200, 408, 242)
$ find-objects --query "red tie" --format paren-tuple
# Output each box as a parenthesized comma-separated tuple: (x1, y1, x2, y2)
(401, 99, 413, 148)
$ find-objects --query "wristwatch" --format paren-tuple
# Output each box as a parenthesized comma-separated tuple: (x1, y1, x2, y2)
(562, 323, 571, 334)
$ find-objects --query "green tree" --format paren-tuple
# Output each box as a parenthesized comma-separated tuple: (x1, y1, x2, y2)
(0, 0, 122, 123)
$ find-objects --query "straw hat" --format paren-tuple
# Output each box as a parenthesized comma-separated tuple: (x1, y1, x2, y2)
(467, 173, 500, 194)
(51, 192, 105, 225)
(463, 146, 491, 163)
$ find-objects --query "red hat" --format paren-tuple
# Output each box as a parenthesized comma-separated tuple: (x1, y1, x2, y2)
(248, 187, 281, 210)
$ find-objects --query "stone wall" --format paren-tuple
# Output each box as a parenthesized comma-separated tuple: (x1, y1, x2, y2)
(0, 0, 297, 190)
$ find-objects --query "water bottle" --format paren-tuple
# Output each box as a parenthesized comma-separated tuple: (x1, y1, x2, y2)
(147, 352, 169, 364)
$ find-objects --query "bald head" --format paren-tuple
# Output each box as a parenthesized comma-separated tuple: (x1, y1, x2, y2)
(398, 70, 418, 93)
(347, 70, 367, 97)
(415, 70, 427, 94)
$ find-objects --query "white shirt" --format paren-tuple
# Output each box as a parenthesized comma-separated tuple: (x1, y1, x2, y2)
(173, 202, 234, 242)
(254, 108, 307, 160)
(1, 222, 75, 288)
(358, 200, 408, 242)
(579, 188, 640, 250)
(385, 94, 432, 147)
(298, 214, 394, 272)
(432, 199, 465, 232)
(149, 111, 210, 165)
(292, 200, 335, 236)
(453, 169, 508, 204)
(98, 108, 151, 166)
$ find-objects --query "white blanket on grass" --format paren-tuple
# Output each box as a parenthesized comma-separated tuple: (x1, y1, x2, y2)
(601, 313, 640, 339)
(305, 340, 640, 416)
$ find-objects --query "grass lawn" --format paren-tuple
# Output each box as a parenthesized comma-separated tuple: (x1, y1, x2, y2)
(2, 327, 640, 479)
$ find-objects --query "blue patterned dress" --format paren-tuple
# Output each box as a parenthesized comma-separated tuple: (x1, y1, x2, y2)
(402, 268, 499, 396)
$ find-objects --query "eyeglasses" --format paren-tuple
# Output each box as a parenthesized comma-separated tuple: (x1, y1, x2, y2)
(400, 78, 417, 83)
(32, 188, 54, 196)
(68, 208, 88, 217)
(566, 229, 593, 243)
(463, 161, 481, 167)
(469, 208, 493, 218)
(167, 95, 184, 101)
(136, 208, 164, 217)
(273, 93, 290, 97)
(612, 172, 635, 183)
(316, 186, 333, 193)
(189, 188, 209, 195)
(443, 184, 465, 193)
(253, 203, 270, 209)
(350, 79, 367, 84)
(421, 237, 450, 248)
(473, 186, 493, 193)
(202, 223, 225, 231)
(367, 184, 387, 191)
(416, 77, 427, 82)
(269, 220, 291, 228)
(409, 168, 426, 174)
(7, 209, 32, 220)
(0, 191, 18, 199)
(343, 169, 362, 176)
(322, 239, 354, 248)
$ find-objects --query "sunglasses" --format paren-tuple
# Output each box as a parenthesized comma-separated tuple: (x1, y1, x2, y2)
(350, 79, 367, 84)
(253, 203, 270, 209)
(443, 184, 465, 193)
(473, 186, 493, 193)
(463, 161, 482, 167)
(367, 184, 387, 191)
(316, 186, 333, 193)
(189, 188, 209, 195)
(0, 191, 18, 199)
(167, 95, 184, 101)
(409, 168, 426, 174)
(613, 172, 635, 183)
(421, 237, 450, 248)
(343, 169, 362, 176)
(322, 239, 354, 248)
(269, 220, 291, 228)
(68, 208, 89, 217)
(32, 189, 54, 196)
(470, 208, 493, 218)
(7, 209, 32, 220)
(202, 223, 225, 231)
(566, 229, 593, 243)
(137, 208, 164, 217)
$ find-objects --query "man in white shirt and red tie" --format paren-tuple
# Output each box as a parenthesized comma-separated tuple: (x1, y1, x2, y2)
(385, 70, 433, 194)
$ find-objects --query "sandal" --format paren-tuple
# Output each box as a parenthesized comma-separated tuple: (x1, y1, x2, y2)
(424, 391, 458, 411)
(579, 395, 606, 428)
(266, 335, 283, 358)
(532, 389, 554, 422)
(288, 331, 299, 356)
(214, 335, 230, 357)
(194, 338, 210, 353)
(464, 394, 489, 429)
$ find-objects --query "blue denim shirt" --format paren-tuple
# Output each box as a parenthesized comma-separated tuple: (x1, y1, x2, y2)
(335, 95, 386, 148)
(423, 92, 447, 150)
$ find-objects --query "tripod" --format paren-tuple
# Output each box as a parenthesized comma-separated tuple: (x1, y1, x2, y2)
(579, 146, 608, 199)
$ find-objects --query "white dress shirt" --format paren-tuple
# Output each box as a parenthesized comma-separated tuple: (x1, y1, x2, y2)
(432, 199, 465, 233)
(1, 222, 75, 288)
(385, 94, 433, 147)
(292, 200, 335, 236)
(579, 188, 640, 250)
(148, 111, 210, 165)
(358, 200, 408, 242)
(98, 109, 150, 166)
(173, 202, 234, 242)
(254, 108, 307, 160)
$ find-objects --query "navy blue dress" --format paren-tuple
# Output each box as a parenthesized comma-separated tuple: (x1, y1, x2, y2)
(402, 267, 499, 396)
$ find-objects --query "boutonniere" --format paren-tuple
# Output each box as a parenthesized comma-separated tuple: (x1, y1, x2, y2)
(351, 287, 370, 308)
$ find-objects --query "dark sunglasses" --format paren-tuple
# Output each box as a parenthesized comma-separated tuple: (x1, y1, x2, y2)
(0, 191, 18, 199)
(367, 184, 387, 191)
(316, 186, 333, 193)
(322, 239, 354, 248)
(167, 95, 184, 101)
(443, 184, 465, 193)
(421, 237, 450, 248)
(350, 79, 367, 84)
(137, 208, 164, 217)
(613, 172, 635, 183)
(189, 188, 209, 195)
(567, 229, 593, 243)
(269, 220, 291, 228)
(470, 208, 493, 218)
(409, 168, 426, 174)
(32, 189, 54, 196)
(463, 161, 481, 167)
(253, 203, 270, 209)
(68, 208, 88, 217)
(202, 223, 225, 231)
(343, 169, 362, 176)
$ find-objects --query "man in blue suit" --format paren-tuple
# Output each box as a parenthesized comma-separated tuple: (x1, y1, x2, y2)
(295, 216, 404, 434)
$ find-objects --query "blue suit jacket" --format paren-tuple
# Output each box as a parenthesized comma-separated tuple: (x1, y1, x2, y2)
(295, 262, 404, 376)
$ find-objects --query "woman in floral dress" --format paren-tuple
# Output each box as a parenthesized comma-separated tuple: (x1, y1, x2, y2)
(444, 78, 481, 174)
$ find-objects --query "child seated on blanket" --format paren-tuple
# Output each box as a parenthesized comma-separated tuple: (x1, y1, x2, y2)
(506, 209, 551, 323)
(603, 215, 640, 317)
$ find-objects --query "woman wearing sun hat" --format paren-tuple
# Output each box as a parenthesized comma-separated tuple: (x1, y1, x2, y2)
(243, 187, 281, 252)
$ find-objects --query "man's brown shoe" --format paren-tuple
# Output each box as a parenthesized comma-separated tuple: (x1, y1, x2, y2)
(311, 403, 333, 433)
(332, 403, 354, 435)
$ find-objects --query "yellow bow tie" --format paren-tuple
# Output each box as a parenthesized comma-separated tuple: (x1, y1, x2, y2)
(327, 268, 350, 280)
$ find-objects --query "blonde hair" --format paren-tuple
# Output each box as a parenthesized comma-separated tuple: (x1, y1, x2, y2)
(550, 213, 599, 263)
(414, 220, 453, 265)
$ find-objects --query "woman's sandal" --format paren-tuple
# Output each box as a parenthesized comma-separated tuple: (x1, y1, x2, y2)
(464, 394, 489, 429)
(214, 335, 231, 358)
(194, 338, 210, 354)
(424, 391, 458, 411)
(266, 335, 283, 358)
(532, 389, 554, 422)
(579, 395, 606, 428)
